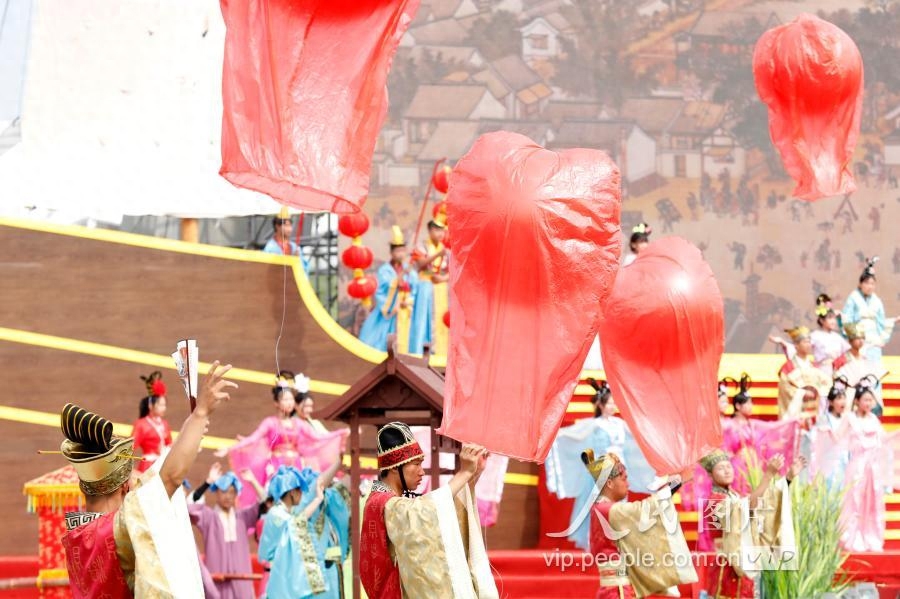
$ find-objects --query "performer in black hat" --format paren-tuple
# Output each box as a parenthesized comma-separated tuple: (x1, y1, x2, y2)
(59, 361, 237, 599)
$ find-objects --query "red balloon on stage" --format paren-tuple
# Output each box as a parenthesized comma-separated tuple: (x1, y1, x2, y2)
(219, 0, 420, 213)
(439, 131, 622, 462)
(599, 237, 724, 475)
(753, 14, 863, 201)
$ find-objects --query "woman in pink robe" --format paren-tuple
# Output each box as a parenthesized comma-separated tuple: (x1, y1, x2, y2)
(840, 380, 891, 552)
(217, 372, 348, 507)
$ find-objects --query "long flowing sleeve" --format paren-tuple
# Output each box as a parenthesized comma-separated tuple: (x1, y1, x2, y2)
(608, 492, 698, 596)
(227, 417, 273, 452)
(874, 295, 894, 345)
(842, 291, 861, 326)
(257, 508, 288, 563)
(324, 487, 351, 559)
(384, 486, 498, 598)
(112, 469, 204, 597)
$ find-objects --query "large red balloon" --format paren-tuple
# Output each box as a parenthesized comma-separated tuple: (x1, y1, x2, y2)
(220, 0, 420, 213)
(438, 132, 622, 462)
(599, 237, 724, 475)
(753, 14, 863, 201)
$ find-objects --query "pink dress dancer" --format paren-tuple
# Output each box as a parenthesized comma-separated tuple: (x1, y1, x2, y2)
(226, 416, 347, 507)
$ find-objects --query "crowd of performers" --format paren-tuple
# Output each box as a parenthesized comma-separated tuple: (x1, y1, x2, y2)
(58, 356, 509, 599)
(359, 208, 450, 356)
(49, 223, 900, 599)
(546, 257, 900, 598)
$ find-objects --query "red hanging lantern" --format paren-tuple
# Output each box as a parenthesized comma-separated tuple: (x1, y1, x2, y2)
(347, 274, 377, 300)
(442, 311, 450, 327)
(338, 210, 376, 307)
(338, 212, 370, 238)
(432, 165, 453, 194)
(342, 243, 374, 270)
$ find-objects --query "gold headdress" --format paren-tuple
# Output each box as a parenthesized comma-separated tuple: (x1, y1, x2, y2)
(581, 449, 622, 490)
(430, 203, 448, 229)
(699, 449, 730, 474)
(843, 322, 864, 340)
(390, 226, 406, 248)
(60, 404, 135, 496)
(784, 326, 810, 344)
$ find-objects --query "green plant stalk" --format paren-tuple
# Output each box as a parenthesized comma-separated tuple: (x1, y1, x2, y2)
(759, 476, 850, 599)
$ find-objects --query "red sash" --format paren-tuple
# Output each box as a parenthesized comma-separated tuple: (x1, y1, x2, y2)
(360, 491, 402, 599)
(62, 512, 131, 599)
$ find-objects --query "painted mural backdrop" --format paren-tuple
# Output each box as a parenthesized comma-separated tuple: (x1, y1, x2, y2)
(340, 0, 900, 354)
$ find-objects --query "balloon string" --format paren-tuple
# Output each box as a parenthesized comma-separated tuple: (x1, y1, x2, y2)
(274, 235, 288, 376)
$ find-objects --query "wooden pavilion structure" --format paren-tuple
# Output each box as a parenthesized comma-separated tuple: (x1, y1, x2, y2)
(319, 337, 459, 599)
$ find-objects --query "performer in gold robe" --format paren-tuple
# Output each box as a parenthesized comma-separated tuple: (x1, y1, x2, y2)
(360, 422, 498, 598)
(770, 326, 831, 420)
(59, 361, 238, 598)
(582, 450, 697, 598)
(697, 449, 804, 599)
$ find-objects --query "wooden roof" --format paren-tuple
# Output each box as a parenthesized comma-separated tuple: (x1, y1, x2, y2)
(319, 340, 445, 420)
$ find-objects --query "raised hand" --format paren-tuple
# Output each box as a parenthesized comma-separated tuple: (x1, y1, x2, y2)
(766, 454, 785, 476)
(207, 462, 223, 484)
(460, 443, 487, 476)
(787, 455, 807, 481)
(196, 361, 239, 418)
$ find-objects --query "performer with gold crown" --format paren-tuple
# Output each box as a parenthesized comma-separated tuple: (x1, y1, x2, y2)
(770, 326, 831, 420)
(263, 206, 310, 271)
(359, 227, 417, 352)
(58, 361, 237, 598)
(360, 422, 498, 598)
(581, 450, 696, 599)
(696, 449, 805, 599)
(409, 206, 450, 355)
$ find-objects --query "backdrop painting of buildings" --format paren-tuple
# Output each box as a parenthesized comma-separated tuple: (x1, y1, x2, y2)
(349, 0, 900, 354)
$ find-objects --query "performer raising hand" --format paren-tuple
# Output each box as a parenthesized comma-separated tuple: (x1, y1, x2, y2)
(60, 361, 238, 598)
(360, 423, 498, 598)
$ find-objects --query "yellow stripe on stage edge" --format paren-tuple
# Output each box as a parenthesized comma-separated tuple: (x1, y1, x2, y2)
(0, 326, 350, 397)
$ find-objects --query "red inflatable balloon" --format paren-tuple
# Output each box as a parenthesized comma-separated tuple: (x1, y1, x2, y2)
(753, 14, 863, 201)
(439, 132, 622, 462)
(599, 237, 724, 474)
(220, 0, 420, 213)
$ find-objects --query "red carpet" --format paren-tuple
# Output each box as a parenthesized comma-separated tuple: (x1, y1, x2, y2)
(4, 552, 900, 598)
